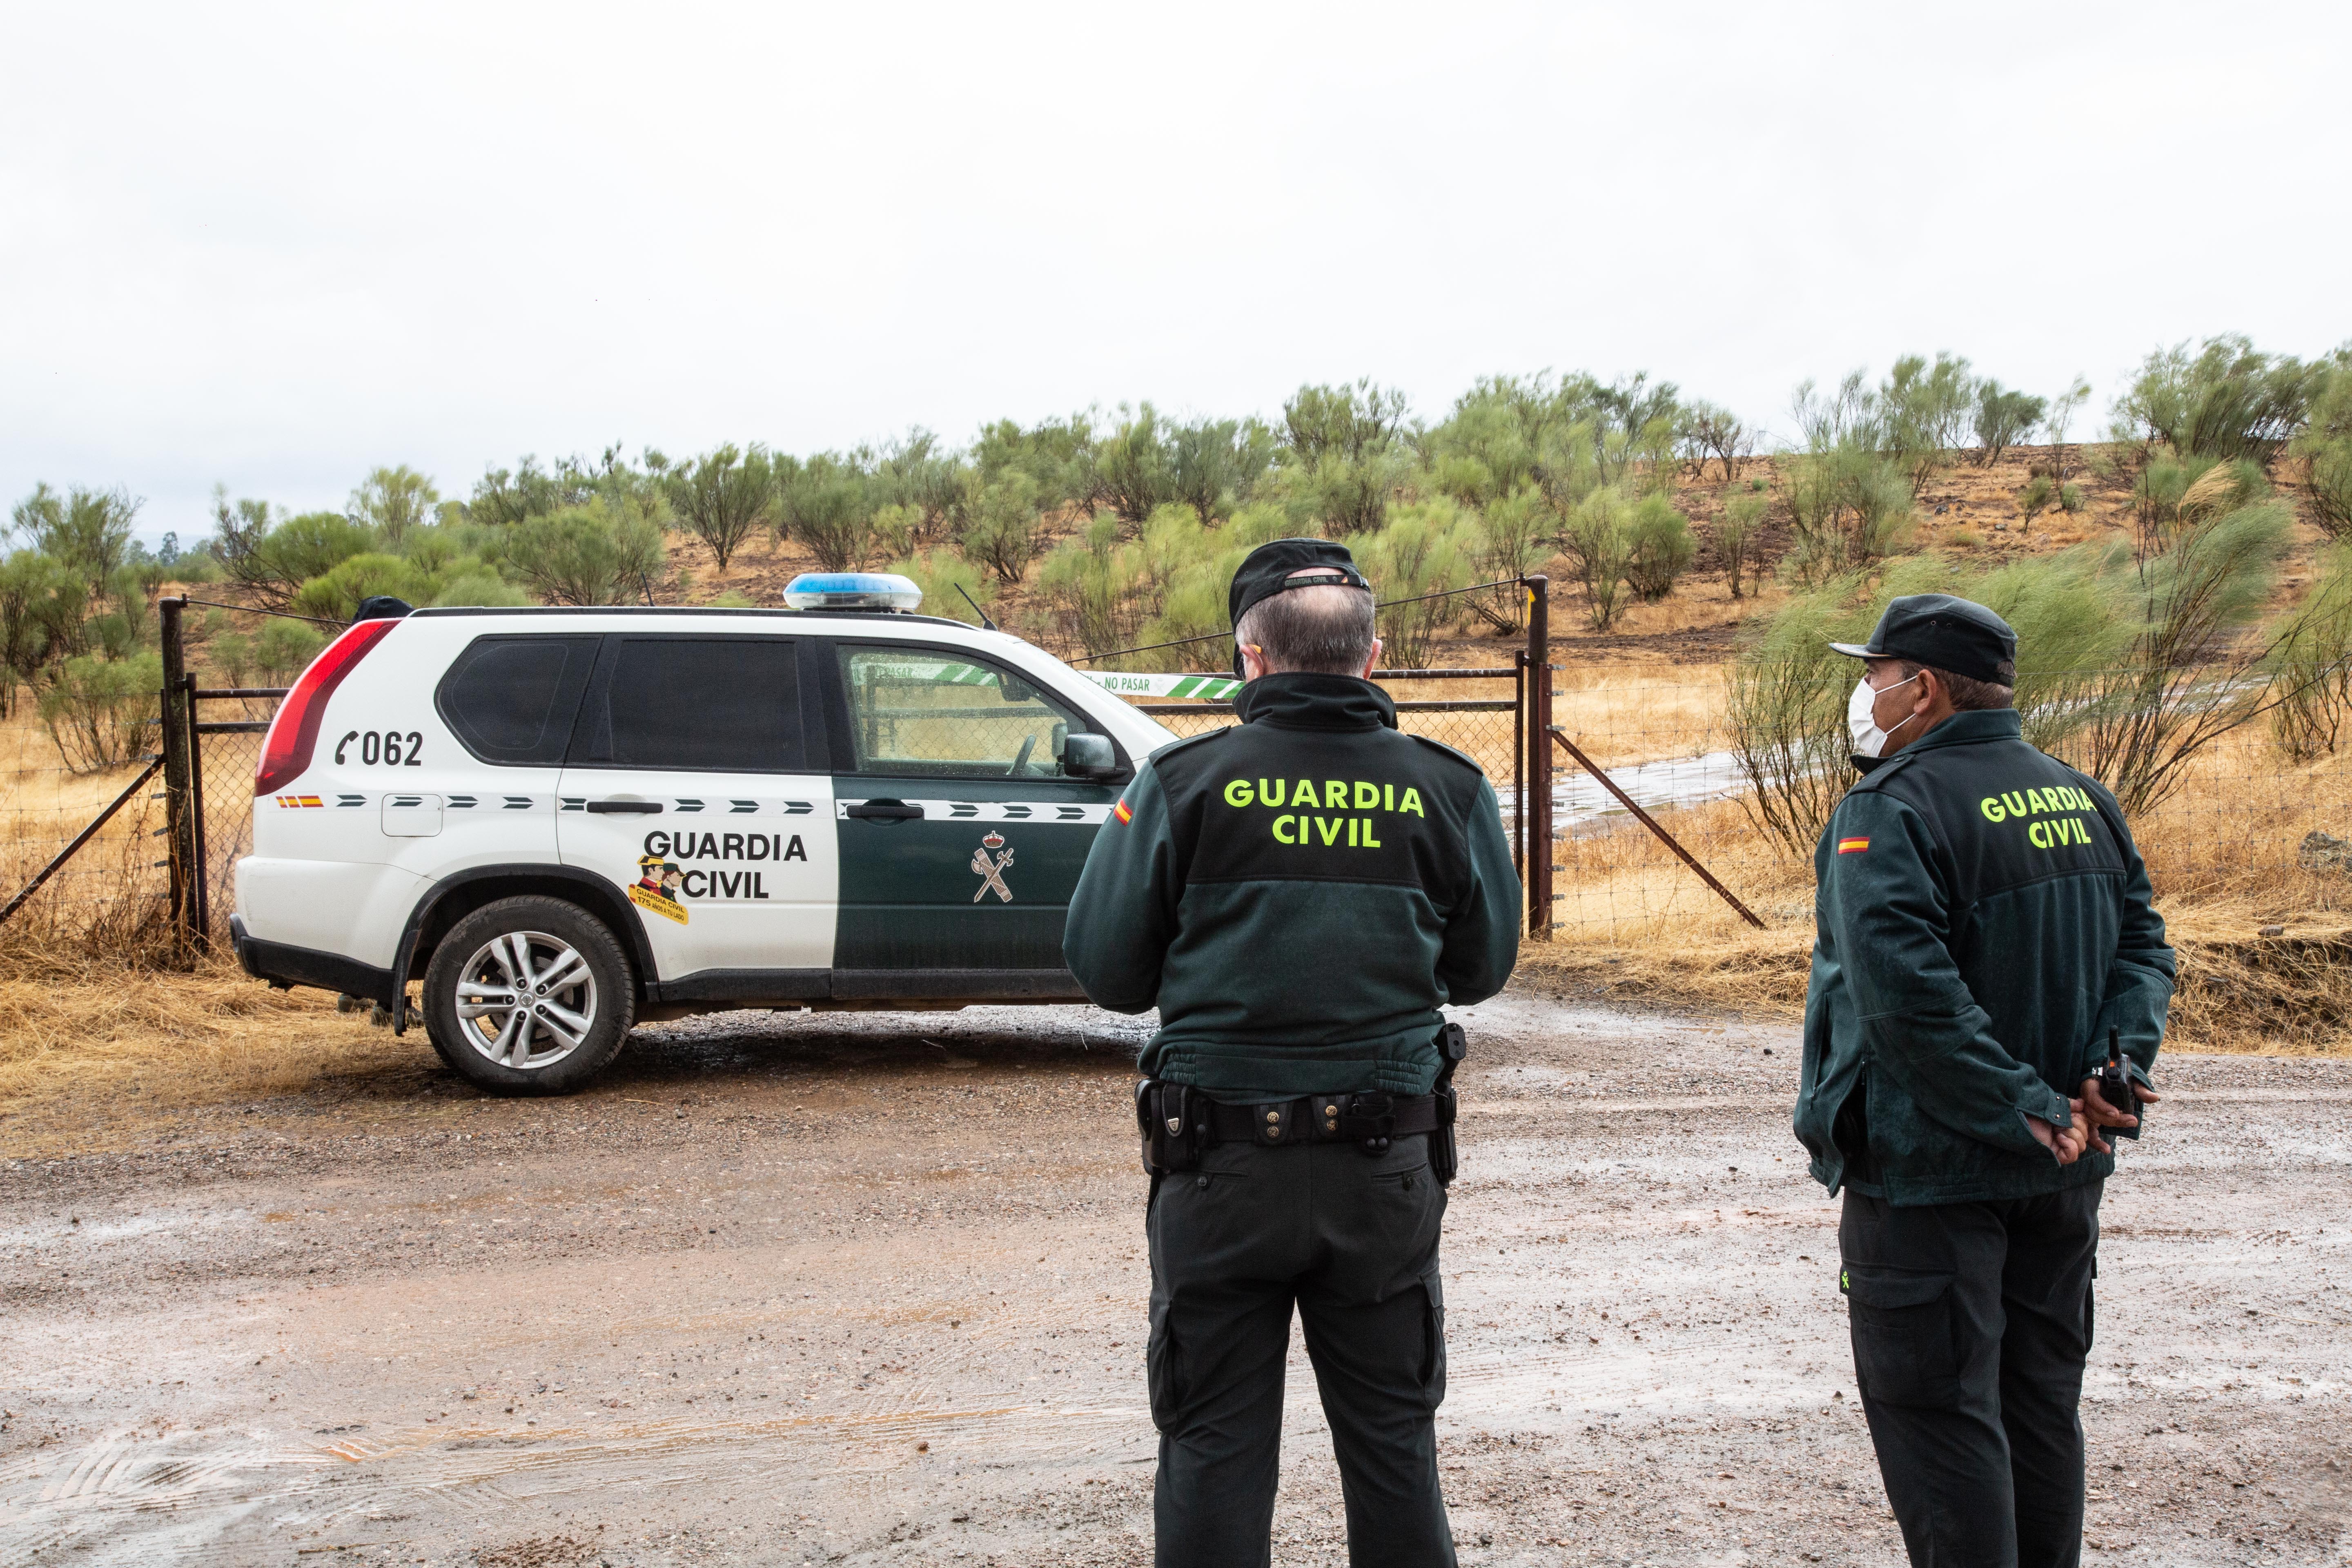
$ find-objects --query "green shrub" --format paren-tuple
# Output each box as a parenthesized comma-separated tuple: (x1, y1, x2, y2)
(1622, 494, 1695, 601)
(2270, 542, 2352, 760)
(1278, 381, 1413, 535)
(249, 512, 378, 604)
(39, 652, 163, 774)
(1359, 501, 1472, 666)
(1717, 493, 1766, 599)
(663, 445, 771, 573)
(88, 612, 140, 660)
(11, 483, 139, 598)
(2305, 441, 2352, 540)
(1461, 488, 1550, 630)
(954, 471, 1048, 585)
(1881, 352, 1977, 494)
(348, 466, 441, 545)
(1781, 447, 1913, 584)
(2073, 503, 2288, 809)
(290, 552, 435, 621)
(0, 551, 85, 715)
(2018, 474, 2056, 527)
(430, 572, 528, 609)
(2290, 360, 2352, 540)
(2112, 335, 2325, 463)
(870, 503, 924, 562)
(207, 631, 253, 688)
(1560, 488, 1635, 630)
(891, 549, 996, 626)
(777, 456, 875, 572)
(1039, 515, 1152, 661)
(504, 503, 664, 606)
(2058, 482, 2086, 514)
(255, 619, 327, 683)
(1972, 383, 2046, 466)
(2129, 454, 2266, 559)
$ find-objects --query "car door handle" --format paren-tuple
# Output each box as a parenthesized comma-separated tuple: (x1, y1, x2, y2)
(585, 800, 663, 815)
(844, 800, 924, 821)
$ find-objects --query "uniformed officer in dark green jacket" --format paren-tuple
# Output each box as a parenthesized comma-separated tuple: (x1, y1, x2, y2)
(1796, 593, 2173, 1568)
(1066, 538, 1520, 1568)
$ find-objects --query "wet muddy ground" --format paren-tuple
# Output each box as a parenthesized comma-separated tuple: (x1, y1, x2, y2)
(2, 989, 2347, 1566)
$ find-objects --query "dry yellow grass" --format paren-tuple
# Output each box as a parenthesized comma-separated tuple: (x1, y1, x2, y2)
(0, 949, 424, 1153)
(1520, 677, 2352, 1058)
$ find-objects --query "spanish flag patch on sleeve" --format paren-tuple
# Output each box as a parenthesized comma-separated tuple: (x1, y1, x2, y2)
(1837, 836, 1870, 854)
(1112, 800, 1133, 825)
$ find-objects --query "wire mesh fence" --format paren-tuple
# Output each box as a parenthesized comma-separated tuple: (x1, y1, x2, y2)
(0, 713, 171, 946)
(193, 715, 271, 945)
(1538, 663, 2352, 945)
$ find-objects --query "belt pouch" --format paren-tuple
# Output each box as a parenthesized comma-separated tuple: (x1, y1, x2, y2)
(1136, 1080, 1203, 1174)
(1430, 1086, 1459, 1185)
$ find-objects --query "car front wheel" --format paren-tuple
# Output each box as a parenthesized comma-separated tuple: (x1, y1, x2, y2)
(422, 895, 634, 1095)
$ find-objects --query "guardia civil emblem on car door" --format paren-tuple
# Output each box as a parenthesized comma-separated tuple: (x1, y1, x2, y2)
(970, 831, 1015, 903)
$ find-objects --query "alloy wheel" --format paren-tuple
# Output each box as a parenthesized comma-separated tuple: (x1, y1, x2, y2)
(452, 930, 599, 1070)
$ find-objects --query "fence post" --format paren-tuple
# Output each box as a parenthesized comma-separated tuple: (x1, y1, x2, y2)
(158, 596, 198, 954)
(1524, 575, 1552, 939)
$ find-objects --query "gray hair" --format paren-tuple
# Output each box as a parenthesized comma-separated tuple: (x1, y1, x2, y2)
(1898, 659, 2016, 711)
(1236, 582, 1376, 675)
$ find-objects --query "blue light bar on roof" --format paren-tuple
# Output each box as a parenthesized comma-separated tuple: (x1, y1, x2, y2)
(782, 572, 924, 612)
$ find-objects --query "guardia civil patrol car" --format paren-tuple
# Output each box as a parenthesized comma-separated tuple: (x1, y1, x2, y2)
(231, 575, 1185, 1093)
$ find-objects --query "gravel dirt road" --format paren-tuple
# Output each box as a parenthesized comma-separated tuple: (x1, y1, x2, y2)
(2, 986, 2346, 1566)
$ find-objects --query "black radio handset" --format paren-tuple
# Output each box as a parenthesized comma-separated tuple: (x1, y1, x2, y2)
(2098, 1026, 2141, 1145)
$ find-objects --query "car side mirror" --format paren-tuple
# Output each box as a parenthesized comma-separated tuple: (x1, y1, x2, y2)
(1063, 733, 1123, 780)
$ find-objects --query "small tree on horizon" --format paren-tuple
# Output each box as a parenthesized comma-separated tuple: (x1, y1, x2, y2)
(663, 444, 772, 573)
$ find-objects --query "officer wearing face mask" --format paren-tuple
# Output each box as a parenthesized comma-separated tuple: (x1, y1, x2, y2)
(1793, 594, 2174, 1568)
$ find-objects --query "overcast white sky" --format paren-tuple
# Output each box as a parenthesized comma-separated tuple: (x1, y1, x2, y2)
(3, 1, 2345, 545)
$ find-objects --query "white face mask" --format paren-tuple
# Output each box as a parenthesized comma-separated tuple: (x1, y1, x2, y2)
(1847, 673, 1920, 759)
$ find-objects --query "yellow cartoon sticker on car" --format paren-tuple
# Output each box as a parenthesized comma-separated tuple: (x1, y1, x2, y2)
(629, 855, 689, 924)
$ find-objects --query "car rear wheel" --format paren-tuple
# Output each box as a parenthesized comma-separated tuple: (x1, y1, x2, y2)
(422, 896, 634, 1095)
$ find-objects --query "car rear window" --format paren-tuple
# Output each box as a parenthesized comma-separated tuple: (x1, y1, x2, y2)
(575, 637, 807, 773)
(436, 635, 600, 766)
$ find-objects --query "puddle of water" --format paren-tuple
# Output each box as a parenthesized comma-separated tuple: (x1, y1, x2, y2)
(1497, 749, 1752, 833)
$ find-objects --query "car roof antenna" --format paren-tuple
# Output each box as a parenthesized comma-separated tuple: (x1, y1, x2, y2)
(955, 582, 1000, 633)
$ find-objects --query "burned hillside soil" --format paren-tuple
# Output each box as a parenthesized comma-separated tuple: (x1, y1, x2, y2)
(2, 990, 2346, 1566)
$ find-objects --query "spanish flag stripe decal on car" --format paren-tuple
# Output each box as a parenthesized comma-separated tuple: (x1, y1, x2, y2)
(1113, 801, 1133, 825)
(1837, 836, 1870, 854)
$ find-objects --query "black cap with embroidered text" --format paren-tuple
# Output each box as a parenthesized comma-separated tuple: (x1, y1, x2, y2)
(1226, 539, 1371, 674)
(1829, 593, 2016, 684)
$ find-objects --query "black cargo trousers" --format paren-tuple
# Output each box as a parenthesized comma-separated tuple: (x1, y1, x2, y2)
(1147, 1131, 1454, 1568)
(1840, 1180, 2103, 1568)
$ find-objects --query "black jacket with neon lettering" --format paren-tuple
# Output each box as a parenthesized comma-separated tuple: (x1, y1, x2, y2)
(1794, 708, 2176, 1206)
(1063, 672, 1521, 1103)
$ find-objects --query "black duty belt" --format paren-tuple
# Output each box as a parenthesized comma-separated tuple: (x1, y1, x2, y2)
(1205, 1091, 1446, 1147)
(1137, 1024, 1468, 1183)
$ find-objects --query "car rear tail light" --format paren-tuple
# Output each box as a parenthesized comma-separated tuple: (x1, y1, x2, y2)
(254, 618, 399, 796)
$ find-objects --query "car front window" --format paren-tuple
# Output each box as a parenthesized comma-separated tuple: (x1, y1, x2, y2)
(837, 646, 1078, 779)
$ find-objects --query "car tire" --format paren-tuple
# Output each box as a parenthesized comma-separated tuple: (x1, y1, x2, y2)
(421, 895, 635, 1096)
